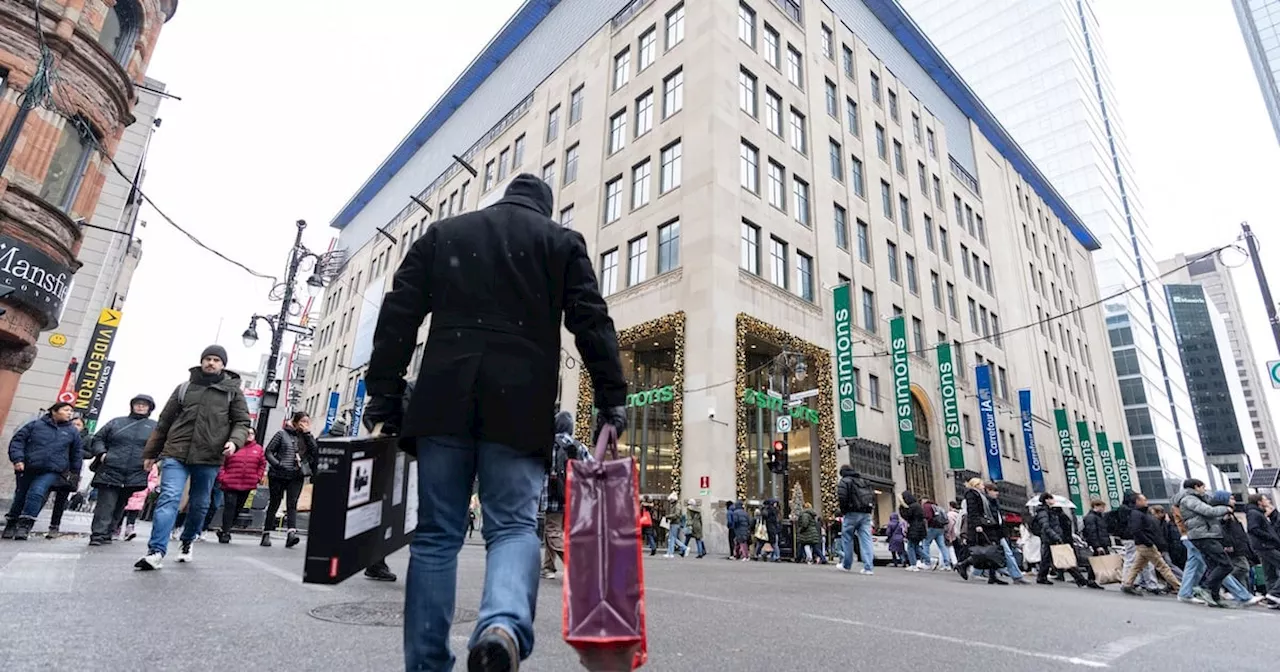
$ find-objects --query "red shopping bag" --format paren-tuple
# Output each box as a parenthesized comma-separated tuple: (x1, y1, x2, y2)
(562, 426, 648, 670)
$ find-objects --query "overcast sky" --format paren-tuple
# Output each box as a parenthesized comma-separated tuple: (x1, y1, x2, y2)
(100, 1, 1280, 446)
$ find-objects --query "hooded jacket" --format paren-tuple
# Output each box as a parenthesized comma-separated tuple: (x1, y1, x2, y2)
(89, 402, 157, 490)
(902, 492, 927, 542)
(836, 465, 874, 514)
(364, 174, 627, 461)
(8, 415, 83, 475)
(796, 507, 821, 546)
(1172, 487, 1231, 541)
(1246, 504, 1280, 552)
(1082, 509, 1109, 549)
(143, 368, 251, 466)
(1128, 506, 1163, 548)
(686, 505, 703, 539)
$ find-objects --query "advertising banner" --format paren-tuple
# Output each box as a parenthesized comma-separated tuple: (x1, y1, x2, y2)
(1076, 421, 1102, 505)
(1019, 390, 1045, 493)
(72, 308, 122, 417)
(0, 232, 74, 328)
(82, 360, 115, 432)
(832, 283, 858, 439)
(1113, 442, 1134, 493)
(323, 391, 340, 434)
(975, 364, 1002, 481)
(889, 316, 915, 456)
(349, 379, 367, 437)
(1054, 409, 1083, 512)
(1097, 430, 1120, 507)
(936, 343, 964, 470)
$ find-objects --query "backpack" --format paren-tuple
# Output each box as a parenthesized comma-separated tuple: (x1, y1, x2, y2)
(928, 503, 949, 529)
(1105, 506, 1129, 537)
(840, 475, 875, 514)
(1028, 510, 1044, 537)
(546, 434, 576, 506)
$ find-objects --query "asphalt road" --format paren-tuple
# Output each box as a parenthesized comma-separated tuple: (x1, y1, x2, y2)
(0, 515, 1275, 671)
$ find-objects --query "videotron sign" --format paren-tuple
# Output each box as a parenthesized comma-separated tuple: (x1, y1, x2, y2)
(72, 308, 122, 415)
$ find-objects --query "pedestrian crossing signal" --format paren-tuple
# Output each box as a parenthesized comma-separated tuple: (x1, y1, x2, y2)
(769, 440, 788, 474)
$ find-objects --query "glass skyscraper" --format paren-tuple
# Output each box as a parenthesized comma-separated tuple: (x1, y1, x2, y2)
(898, 0, 1210, 500)
(1233, 0, 1280, 145)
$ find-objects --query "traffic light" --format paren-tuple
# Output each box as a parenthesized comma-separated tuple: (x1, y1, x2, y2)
(769, 439, 788, 474)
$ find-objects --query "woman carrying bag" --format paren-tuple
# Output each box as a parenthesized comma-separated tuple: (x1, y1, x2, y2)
(261, 412, 317, 549)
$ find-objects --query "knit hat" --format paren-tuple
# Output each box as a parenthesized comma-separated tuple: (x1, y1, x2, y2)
(201, 345, 228, 365)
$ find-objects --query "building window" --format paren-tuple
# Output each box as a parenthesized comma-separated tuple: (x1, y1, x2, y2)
(765, 88, 782, 135)
(498, 147, 510, 180)
(559, 205, 574, 228)
(512, 134, 526, 167)
(41, 118, 97, 211)
(613, 48, 631, 90)
(608, 110, 627, 154)
(738, 2, 756, 46)
(834, 204, 849, 250)
(764, 23, 780, 67)
(638, 27, 656, 70)
(626, 94, 650, 138)
(770, 237, 788, 289)
(842, 45, 854, 79)
(875, 124, 887, 159)
(862, 288, 877, 333)
(767, 160, 786, 210)
(569, 86, 584, 125)
(939, 226, 950, 262)
(905, 253, 918, 294)
(857, 219, 870, 264)
(786, 45, 804, 88)
(663, 69, 684, 117)
(829, 139, 844, 181)
(912, 113, 922, 143)
(887, 89, 899, 122)
(869, 374, 882, 409)
(564, 144, 579, 184)
(924, 214, 935, 250)
(660, 140, 682, 193)
(932, 175, 942, 207)
(792, 177, 810, 226)
(926, 128, 936, 157)
(741, 220, 761, 274)
(604, 177, 623, 224)
(880, 180, 893, 220)
(930, 272, 941, 310)
(657, 220, 680, 273)
(917, 161, 928, 193)
(821, 24, 833, 58)
(789, 108, 807, 154)
(541, 161, 556, 189)
(739, 68, 758, 116)
(546, 106, 560, 143)
(846, 97, 859, 136)
(740, 140, 760, 193)
(912, 317, 924, 352)
(797, 251, 814, 301)
(870, 71, 882, 104)
(851, 155, 865, 197)
(946, 282, 957, 318)
(822, 78, 839, 117)
(628, 235, 649, 286)
(969, 298, 979, 333)
(899, 195, 911, 232)
(893, 140, 905, 174)
(961, 244, 971, 278)
(632, 160, 651, 209)
(98, 0, 141, 65)
(887, 241, 900, 283)
(600, 249, 619, 296)
(665, 4, 685, 49)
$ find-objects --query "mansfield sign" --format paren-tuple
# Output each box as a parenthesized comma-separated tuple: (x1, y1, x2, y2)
(0, 234, 74, 329)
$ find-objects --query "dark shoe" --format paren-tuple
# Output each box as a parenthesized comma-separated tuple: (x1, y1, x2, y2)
(1037, 579, 1054, 585)
(12, 518, 34, 541)
(364, 563, 397, 582)
(988, 576, 1008, 585)
(1087, 582, 1105, 590)
(285, 530, 300, 548)
(1121, 585, 1141, 596)
(88, 538, 103, 546)
(44, 524, 60, 540)
(260, 532, 272, 547)
(956, 562, 970, 581)
(468, 627, 519, 672)
(1, 518, 16, 539)
(217, 532, 232, 544)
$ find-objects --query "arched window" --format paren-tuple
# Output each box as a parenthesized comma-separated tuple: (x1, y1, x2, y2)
(97, 0, 141, 66)
(40, 117, 98, 211)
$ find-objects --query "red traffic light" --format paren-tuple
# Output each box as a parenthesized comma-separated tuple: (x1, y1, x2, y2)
(773, 440, 785, 451)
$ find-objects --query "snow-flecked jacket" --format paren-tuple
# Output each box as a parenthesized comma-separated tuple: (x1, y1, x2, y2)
(217, 440, 267, 492)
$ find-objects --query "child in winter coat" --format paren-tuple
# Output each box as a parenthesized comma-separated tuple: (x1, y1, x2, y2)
(213, 428, 268, 544)
(119, 465, 159, 541)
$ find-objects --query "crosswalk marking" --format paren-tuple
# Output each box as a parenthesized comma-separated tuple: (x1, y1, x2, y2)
(0, 552, 79, 594)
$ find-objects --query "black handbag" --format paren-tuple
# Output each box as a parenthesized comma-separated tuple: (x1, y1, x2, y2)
(49, 470, 79, 493)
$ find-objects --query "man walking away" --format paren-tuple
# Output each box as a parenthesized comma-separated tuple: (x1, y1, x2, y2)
(4, 402, 83, 540)
(1247, 493, 1280, 605)
(1218, 492, 1264, 605)
(136, 345, 250, 570)
(924, 498, 950, 570)
(1082, 499, 1110, 556)
(541, 410, 586, 579)
(1119, 493, 1180, 595)
(836, 464, 876, 575)
(1173, 478, 1234, 607)
(361, 174, 628, 672)
(86, 395, 157, 546)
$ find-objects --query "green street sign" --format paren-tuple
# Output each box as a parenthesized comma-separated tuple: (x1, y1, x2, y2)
(742, 389, 818, 425)
(1113, 442, 1133, 493)
(936, 342, 963, 470)
(1076, 421, 1102, 505)
(1054, 409, 1083, 512)
(1096, 430, 1120, 508)
(890, 316, 916, 456)
(832, 283, 858, 438)
(627, 384, 674, 408)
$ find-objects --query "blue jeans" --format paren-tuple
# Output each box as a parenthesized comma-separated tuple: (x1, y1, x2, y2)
(7, 471, 59, 520)
(666, 524, 687, 556)
(1001, 538, 1024, 579)
(1179, 538, 1251, 601)
(926, 528, 950, 567)
(906, 539, 928, 565)
(841, 512, 874, 571)
(147, 458, 219, 555)
(404, 436, 544, 672)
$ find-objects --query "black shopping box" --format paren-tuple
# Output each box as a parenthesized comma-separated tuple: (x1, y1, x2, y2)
(302, 435, 417, 584)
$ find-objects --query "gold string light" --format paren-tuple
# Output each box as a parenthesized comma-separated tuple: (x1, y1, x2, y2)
(574, 312, 686, 496)
(735, 314, 837, 516)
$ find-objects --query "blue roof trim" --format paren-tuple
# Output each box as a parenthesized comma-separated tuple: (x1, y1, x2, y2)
(864, 0, 1102, 252)
(330, 0, 557, 230)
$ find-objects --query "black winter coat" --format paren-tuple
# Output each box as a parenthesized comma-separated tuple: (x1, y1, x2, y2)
(1032, 507, 1066, 545)
(365, 175, 627, 460)
(7, 416, 83, 475)
(1082, 510, 1109, 549)
(1128, 508, 1162, 548)
(89, 414, 156, 489)
(1246, 504, 1280, 552)
(1222, 513, 1255, 561)
(265, 427, 317, 480)
(903, 497, 927, 542)
(963, 488, 999, 541)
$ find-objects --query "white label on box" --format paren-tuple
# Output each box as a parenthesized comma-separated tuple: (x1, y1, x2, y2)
(348, 458, 374, 508)
(344, 501, 382, 540)
(404, 468, 419, 534)
(393, 452, 406, 507)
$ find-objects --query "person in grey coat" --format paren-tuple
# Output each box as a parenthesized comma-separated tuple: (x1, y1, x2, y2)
(86, 395, 157, 546)
(1172, 478, 1234, 606)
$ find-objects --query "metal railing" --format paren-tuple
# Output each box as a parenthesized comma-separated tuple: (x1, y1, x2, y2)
(949, 155, 981, 198)
(771, 0, 802, 24)
(611, 0, 653, 31)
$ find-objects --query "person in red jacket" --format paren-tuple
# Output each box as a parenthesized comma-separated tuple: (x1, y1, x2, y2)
(213, 428, 266, 543)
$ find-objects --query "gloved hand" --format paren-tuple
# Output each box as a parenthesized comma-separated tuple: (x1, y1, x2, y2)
(595, 406, 627, 442)
(363, 395, 405, 436)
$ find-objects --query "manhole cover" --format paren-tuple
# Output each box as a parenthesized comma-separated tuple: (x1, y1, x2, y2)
(308, 601, 478, 627)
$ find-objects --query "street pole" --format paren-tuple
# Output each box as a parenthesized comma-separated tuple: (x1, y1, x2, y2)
(255, 219, 306, 441)
(1242, 223, 1280, 355)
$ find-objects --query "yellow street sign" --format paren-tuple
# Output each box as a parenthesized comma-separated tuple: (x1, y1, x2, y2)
(97, 308, 122, 327)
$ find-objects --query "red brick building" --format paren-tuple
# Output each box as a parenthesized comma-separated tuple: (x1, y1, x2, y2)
(0, 0, 176, 425)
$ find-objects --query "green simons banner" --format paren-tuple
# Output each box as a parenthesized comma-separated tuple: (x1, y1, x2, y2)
(1054, 409, 1083, 512)
(1097, 430, 1120, 508)
(1113, 441, 1134, 494)
(936, 342, 963, 470)
(889, 316, 915, 456)
(832, 283, 858, 439)
(1076, 421, 1102, 505)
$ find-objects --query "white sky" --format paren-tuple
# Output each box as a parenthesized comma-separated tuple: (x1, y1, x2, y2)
(100, 1, 1280, 449)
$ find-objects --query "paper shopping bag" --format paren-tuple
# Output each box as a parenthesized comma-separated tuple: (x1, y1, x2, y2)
(1088, 553, 1124, 584)
(1050, 544, 1078, 570)
(562, 426, 648, 671)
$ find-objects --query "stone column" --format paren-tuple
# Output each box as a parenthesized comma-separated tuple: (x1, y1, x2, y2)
(0, 342, 37, 497)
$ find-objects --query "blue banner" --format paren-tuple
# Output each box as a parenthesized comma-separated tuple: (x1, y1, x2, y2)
(349, 379, 366, 437)
(323, 391, 340, 434)
(1018, 389, 1045, 493)
(975, 365, 1003, 481)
